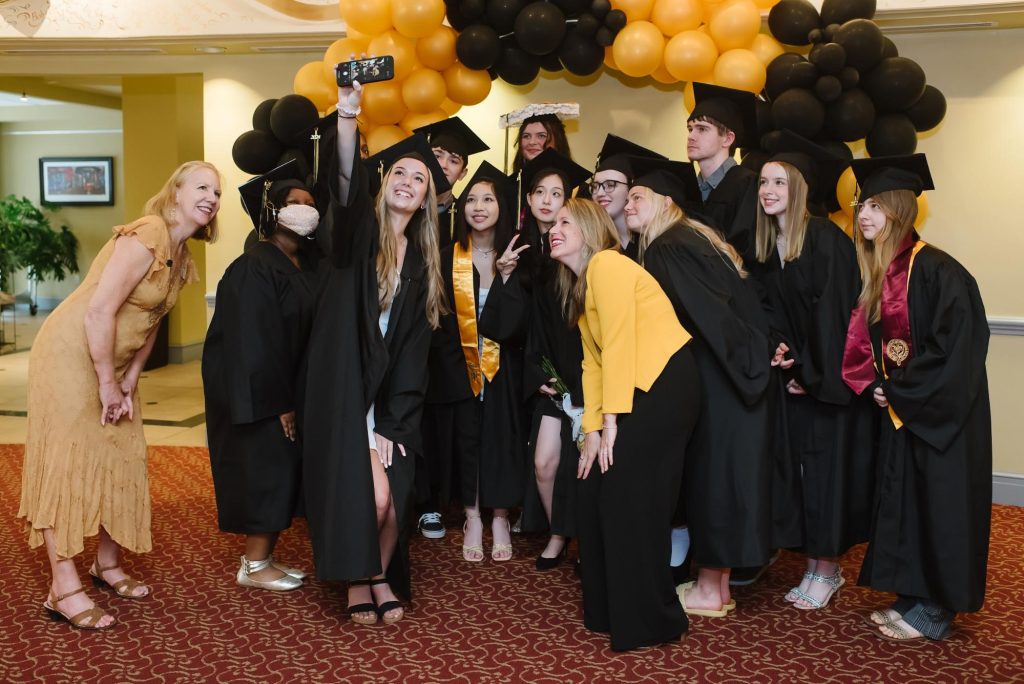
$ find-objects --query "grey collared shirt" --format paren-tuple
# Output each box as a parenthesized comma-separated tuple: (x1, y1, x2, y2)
(697, 157, 737, 202)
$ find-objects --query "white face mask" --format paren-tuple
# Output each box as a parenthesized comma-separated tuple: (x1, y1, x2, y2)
(277, 203, 319, 237)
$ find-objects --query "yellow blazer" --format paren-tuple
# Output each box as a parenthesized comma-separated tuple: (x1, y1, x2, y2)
(578, 250, 692, 433)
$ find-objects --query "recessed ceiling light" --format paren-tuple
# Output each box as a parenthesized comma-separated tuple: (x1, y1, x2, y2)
(194, 46, 227, 54)
(20, 92, 28, 102)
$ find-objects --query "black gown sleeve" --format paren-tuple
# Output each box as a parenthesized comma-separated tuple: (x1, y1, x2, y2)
(478, 269, 529, 344)
(218, 254, 294, 424)
(319, 137, 377, 268)
(883, 249, 990, 453)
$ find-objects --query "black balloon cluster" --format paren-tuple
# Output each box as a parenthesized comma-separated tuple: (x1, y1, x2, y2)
(761, 0, 946, 157)
(446, 0, 627, 85)
(232, 94, 321, 176)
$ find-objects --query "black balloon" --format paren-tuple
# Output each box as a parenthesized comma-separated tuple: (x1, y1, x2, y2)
(866, 113, 917, 156)
(552, 0, 589, 15)
(232, 130, 285, 175)
(810, 42, 846, 74)
(862, 56, 926, 112)
(833, 18, 884, 72)
(456, 24, 501, 70)
(808, 28, 823, 44)
(823, 23, 840, 42)
(815, 75, 843, 102)
(791, 60, 820, 88)
(515, 1, 567, 55)
(759, 130, 784, 153)
(252, 98, 277, 132)
(905, 85, 947, 132)
(446, 1, 472, 30)
(269, 94, 319, 147)
(496, 46, 541, 85)
(486, 0, 525, 34)
(881, 36, 899, 58)
(539, 49, 564, 72)
(277, 148, 312, 182)
(821, 0, 876, 26)
(768, 0, 821, 46)
(576, 12, 600, 36)
(766, 53, 804, 99)
(461, 0, 485, 20)
(595, 26, 614, 47)
(590, 0, 610, 20)
(559, 28, 604, 75)
(755, 98, 775, 139)
(604, 8, 627, 31)
(772, 88, 825, 138)
(839, 66, 860, 90)
(825, 88, 875, 141)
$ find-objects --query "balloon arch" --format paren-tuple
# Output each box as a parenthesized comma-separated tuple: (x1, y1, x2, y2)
(233, 0, 946, 229)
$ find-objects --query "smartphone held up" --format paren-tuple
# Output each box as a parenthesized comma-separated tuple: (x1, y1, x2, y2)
(335, 56, 396, 87)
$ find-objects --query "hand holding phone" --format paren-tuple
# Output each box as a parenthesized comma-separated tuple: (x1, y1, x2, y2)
(336, 56, 396, 87)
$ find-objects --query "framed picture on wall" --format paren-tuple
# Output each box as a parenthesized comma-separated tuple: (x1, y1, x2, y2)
(39, 157, 114, 206)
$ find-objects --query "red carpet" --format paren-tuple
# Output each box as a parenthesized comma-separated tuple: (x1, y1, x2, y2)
(1, 443, 1022, 683)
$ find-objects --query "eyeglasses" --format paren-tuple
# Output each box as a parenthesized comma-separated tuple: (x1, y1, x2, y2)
(588, 179, 627, 195)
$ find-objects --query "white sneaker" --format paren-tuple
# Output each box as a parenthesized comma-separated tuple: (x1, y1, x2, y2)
(418, 512, 445, 539)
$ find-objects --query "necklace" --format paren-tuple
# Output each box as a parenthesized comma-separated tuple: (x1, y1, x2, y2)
(473, 246, 495, 255)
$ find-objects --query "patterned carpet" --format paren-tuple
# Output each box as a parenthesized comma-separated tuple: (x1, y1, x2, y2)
(1, 444, 1022, 683)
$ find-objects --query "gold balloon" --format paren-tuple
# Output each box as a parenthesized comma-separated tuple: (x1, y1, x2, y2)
(748, 33, 785, 66)
(754, 0, 781, 8)
(708, 0, 761, 52)
(339, 0, 392, 36)
(362, 80, 407, 125)
(323, 38, 368, 83)
(416, 25, 458, 71)
(402, 68, 447, 113)
(392, 0, 446, 39)
(294, 61, 335, 112)
(444, 63, 492, 106)
(612, 21, 665, 78)
(664, 30, 718, 82)
(713, 49, 766, 93)
(367, 125, 408, 156)
(650, 63, 678, 84)
(914, 192, 929, 229)
(611, 0, 655, 22)
(830, 210, 853, 238)
(651, 0, 703, 37)
(368, 30, 419, 81)
(343, 27, 373, 45)
(440, 97, 462, 116)
(836, 166, 858, 217)
(604, 46, 618, 70)
(400, 109, 447, 135)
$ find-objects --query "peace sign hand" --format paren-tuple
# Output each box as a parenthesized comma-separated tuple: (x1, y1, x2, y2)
(496, 233, 530, 282)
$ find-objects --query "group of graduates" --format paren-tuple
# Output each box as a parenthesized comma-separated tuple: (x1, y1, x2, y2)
(203, 80, 992, 652)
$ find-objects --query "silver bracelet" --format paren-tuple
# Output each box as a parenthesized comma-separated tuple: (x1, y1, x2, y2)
(337, 105, 361, 119)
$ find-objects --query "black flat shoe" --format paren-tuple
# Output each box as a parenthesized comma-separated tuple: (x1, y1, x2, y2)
(535, 543, 567, 571)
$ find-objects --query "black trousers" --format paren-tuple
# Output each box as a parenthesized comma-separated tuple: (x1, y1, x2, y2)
(577, 346, 701, 651)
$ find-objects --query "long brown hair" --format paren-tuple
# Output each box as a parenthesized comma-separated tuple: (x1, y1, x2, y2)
(555, 198, 621, 323)
(144, 160, 220, 242)
(632, 186, 747, 277)
(512, 118, 572, 173)
(854, 189, 918, 323)
(374, 162, 447, 329)
(755, 161, 811, 264)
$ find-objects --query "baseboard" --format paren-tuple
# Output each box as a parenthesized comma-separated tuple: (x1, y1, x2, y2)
(169, 341, 203, 364)
(993, 472, 1024, 506)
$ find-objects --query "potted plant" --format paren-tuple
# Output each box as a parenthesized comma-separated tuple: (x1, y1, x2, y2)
(0, 195, 80, 315)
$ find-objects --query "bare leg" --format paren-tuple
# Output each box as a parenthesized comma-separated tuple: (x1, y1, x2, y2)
(683, 567, 727, 611)
(368, 450, 402, 621)
(463, 499, 484, 561)
(243, 532, 287, 582)
(492, 507, 512, 561)
(534, 416, 565, 558)
(43, 528, 115, 627)
(794, 557, 840, 608)
(95, 527, 149, 597)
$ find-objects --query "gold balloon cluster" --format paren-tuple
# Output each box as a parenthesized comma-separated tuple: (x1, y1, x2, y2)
(293, 0, 493, 155)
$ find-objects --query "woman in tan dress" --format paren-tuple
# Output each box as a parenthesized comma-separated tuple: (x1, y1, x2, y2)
(18, 161, 221, 630)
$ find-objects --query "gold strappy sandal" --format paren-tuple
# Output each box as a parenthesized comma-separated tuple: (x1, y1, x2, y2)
(90, 562, 151, 599)
(43, 587, 115, 630)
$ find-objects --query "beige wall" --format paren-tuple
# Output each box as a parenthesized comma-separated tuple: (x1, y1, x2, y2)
(0, 27, 1020, 472)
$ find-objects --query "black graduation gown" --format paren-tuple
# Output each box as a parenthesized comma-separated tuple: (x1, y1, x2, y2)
(518, 251, 583, 537)
(643, 224, 783, 567)
(700, 164, 759, 263)
(301, 147, 432, 599)
(203, 240, 319, 533)
(750, 218, 878, 557)
(425, 243, 528, 509)
(858, 244, 991, 613)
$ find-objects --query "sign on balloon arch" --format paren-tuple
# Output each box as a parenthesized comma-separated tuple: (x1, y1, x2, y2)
(232, 0, 946, 229)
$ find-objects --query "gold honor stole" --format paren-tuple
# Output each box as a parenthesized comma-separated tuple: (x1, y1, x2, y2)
(453, 240, 500, 396)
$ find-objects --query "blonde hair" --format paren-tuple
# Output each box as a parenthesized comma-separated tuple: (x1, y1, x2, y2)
(555, 198, 621, 322)
(143, 160, 220, 242)
(633, 186, 747, 277)
(374, 161, 447, 329)
(755, 162, 811, 264)
(854, 189, 919, 323)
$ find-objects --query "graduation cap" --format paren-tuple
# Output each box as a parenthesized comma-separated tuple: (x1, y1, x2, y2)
(520, 148, 591, 195)
(850, 153, 934, 201)
(594, 134, 667, 177)
(460, 160, 516, 203)
(628, 156, 700, 210)
(238, 158, 310, 236)
(363, 132, 453, 197)
(688, 82, 759, 149)
(767, 129, 849, 212)
(414, 117, 489, 161)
